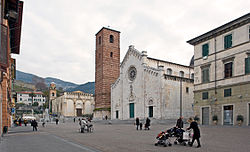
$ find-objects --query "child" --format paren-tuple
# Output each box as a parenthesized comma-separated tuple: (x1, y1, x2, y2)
(139, 123, 143, 130)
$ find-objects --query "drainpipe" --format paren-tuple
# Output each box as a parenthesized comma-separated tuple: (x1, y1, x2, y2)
(214, 37, 217, 95)
(180, 78, 182, 117)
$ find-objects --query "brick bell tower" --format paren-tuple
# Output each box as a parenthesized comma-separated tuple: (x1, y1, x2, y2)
(94, 27, 120, 119)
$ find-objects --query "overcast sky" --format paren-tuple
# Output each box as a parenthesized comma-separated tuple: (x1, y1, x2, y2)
(12, 0, 250, 84)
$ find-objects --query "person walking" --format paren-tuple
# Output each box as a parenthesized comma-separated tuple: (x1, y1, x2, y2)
(176, 116, 184, 128)
(31, 119, 38, 131)
(135, 117, 139, 130)
(18, 118, 22, 126)
(73, 117, 76, 123)
(187, 117, 201, 148)
(56, 118, 59, 125)
(145, 117, 151, 130)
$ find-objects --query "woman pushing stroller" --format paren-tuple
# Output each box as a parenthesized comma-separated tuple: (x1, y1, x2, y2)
(186, 117, 201, 148)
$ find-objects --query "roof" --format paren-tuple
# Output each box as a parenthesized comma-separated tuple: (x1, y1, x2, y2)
(95, 27, 120, 36)
(187, 13, 250, 45)
(147, 57, 193, 69)
(17, 91, 43, 94)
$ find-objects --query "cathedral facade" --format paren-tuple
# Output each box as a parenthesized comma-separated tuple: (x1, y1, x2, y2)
(111, 45, 194, 120)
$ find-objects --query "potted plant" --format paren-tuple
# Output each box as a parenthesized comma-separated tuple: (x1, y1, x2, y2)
(212, 115, 218, 125)
(236, 115, 244, 126)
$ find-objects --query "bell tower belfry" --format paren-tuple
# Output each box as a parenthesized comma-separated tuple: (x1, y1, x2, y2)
(49, 82, 57, 112)
(94, 27, 120, 119)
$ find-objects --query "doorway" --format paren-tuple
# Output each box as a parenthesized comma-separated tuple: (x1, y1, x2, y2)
(149, 106, 153, 118)
(129, 103, 134, 118)
(223, 105, 233, 125)
(202, 107, 209, 125)
(76, 108, 82, 117)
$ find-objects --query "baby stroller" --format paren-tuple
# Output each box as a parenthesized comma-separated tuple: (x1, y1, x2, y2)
(154, 131, 172, 147)
(167, 127, 192, 146)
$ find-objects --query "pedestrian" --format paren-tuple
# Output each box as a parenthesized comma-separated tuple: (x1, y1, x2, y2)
(56, 118, 59, 125)
(31, 119, 38, 131)
(187, 117, 201, 148)
(135, 117, 139, 130)
(105, 115, 108, 120)
(42, 121, 45, 127)
(176, 116, 184, 129)
(139, 122, 143, 130)
(73, 117, 75, 123)
(24, 119, 28, 126)
(145, 117, 151, 130)
(18, 118, 22, 126)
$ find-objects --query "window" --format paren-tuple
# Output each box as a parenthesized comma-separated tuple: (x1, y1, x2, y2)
(179, 71, 184, 77)
(98, 36, 101, 45)
(224, 88, 232, 97)
(202, 43, 209, 57)
(52, 92, 55, 97)
(224, 62, 233, 78)
(202, 67, 209, 83)
(20, 94, 22, 96)
(186, 87, 189, 93)
(20, 98, 22, 101)
(110, 52, 113, 57)
(202, 92, 209, 100)
(245, 57, 250, 74)
(109, 35, 114, 43)
(166, 68, 172, 75)
(224, 34, 232, 49)
(249, 26, 250, 39)
(191, 73, 194, 79)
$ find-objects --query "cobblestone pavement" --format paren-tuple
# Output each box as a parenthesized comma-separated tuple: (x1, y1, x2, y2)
(1, 122, 250, 152)
(38, 122, 250, 152)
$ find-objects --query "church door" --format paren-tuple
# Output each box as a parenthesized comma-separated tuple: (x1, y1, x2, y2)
(129, 103, 134, 118)
(76, 109, 82, 117)
(149, 106, 153, 118)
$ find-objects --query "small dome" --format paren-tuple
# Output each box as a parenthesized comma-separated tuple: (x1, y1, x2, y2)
(189, 55, 194, 67)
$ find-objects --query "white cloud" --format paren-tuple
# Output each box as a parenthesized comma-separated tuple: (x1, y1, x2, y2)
(13, 0, 250, 84)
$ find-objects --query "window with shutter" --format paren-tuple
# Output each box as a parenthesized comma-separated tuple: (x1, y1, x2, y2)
(202, 68, 209, 83)
(245, 57, 250, 74)
(224, 62, 233, 78)
(224, 34, 232, 49)
(202, 43, 209, 57)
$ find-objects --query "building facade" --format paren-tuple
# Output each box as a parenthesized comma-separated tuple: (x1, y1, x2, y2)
(187, 13, 250, 126)
(52, 91, 95, 117)
(16, 91, 46, 106)
(94, 27, 120, 119)
(111, 45, 194, 120)
(1, 0, 24, 136)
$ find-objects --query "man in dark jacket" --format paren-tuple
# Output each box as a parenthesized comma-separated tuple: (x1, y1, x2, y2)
(176, 116, 184, 128)
(187, 117, 201, 148)
(145, 118, 151, 130)
(135, 117, 139, 130)
(31, 119, 38, 131)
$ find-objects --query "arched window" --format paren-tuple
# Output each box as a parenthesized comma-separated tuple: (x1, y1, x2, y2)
(98, 36, 101, 45)
(110, 52, 113, 57)
(167, 68, 172, 75)
(109, 35, 114, 43)
(179, 71, 184, 77)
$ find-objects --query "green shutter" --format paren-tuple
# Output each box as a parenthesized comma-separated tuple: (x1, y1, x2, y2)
(245, 57, 250, 74)
(224, 34, 232, 49)
(202, 44, 209, 57)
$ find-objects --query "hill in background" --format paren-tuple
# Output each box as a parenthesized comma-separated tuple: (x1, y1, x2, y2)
(16, 70, 95, 94)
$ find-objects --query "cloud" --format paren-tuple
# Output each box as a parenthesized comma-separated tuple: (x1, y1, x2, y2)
(13, 0, 250, 84)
